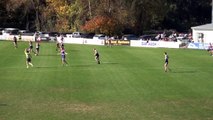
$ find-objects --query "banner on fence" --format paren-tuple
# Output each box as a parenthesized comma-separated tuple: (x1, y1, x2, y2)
(187, 43, 209, 49)
(130, 40, 180, 48)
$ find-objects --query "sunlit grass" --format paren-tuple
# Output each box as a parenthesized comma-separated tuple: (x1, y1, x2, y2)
(0, 41, 213, 120)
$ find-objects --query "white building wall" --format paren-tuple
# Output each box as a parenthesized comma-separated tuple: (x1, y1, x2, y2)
(192, 29, 213, 43)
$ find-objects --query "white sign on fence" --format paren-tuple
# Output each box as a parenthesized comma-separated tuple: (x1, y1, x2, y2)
(130, 40, 180, 48)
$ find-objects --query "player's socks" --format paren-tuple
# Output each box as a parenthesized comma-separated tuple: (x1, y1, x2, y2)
(29, 63, 33, 67)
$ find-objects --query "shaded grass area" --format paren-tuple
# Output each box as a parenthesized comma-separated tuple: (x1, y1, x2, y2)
(0, 41, 213, 120)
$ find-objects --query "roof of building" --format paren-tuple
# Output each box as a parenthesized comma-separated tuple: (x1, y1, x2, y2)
(191, 23, 213, 30)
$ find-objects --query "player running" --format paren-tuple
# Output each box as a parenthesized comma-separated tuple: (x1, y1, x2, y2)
(93, 48, 100, 64)
(35, 42, 40, 56)
(56, 41, 60, 52)
(61, 48, 68, 66)
(24, 48, 33, 68)
(29, 40, 36, 55)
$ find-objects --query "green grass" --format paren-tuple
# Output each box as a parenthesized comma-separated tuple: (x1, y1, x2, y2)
(0, 41, 213, 120)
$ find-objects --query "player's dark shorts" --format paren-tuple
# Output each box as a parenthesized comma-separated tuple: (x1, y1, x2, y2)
(95, 53, 99, 58)
(207, 48, 213, 51)
(30, 46, 33, 49)
(165, 59, 168, 64)
(36, 48, 39, 51)
(27, 58, 31, 62)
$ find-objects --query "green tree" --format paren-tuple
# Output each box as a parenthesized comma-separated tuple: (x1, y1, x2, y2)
(4, 0, 47, 31)
(162, 0, 211, 32)
(1, 0, 212, 33)
(0, 0, 8, 27)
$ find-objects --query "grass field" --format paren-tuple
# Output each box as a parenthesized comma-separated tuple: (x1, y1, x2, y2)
(0, 40, 213, 120)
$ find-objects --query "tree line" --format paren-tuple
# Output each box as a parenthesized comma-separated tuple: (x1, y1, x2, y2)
(0, 0, 211, 35)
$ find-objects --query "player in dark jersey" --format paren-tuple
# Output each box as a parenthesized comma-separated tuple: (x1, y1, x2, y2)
(56, 41, 60, 52)
(35, 42, 40, 56)
(24, 48, 33, 68)
(13, 35, 18, 48)
(29, 40, 36, 55)
(164, 52, 169, 72)
(29, 40, 33, 49)
(93, 48, 100, 64)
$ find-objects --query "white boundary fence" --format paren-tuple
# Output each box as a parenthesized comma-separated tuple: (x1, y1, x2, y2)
(64, 38, 105, 45)
(0, 34, 211, 49)
(0, 34, 34, 41)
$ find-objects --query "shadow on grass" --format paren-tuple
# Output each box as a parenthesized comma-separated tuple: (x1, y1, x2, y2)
(101, 62, 119, 65)
(170, 70, 197, 74)
(71, 64, 94, 67)
(0, 103, 8, 107)
(35, 64, 94, 68)
(35, 66, 61, 69)
(37, 54, 59, 57)
(34, 62, 119, 69)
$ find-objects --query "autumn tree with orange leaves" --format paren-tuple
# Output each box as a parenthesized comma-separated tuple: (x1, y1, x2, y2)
(81, 16, 120, 36)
